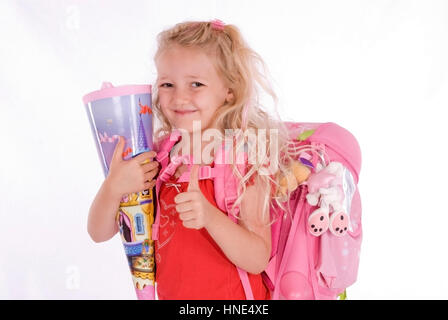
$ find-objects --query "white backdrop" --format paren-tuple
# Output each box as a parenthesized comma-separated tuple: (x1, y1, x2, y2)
(1, 0, 447, 299)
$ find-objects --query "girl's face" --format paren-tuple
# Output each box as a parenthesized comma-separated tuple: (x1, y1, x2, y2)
(156, 45, 233, 133)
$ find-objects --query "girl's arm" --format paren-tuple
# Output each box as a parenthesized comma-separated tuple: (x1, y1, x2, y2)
(87, 178, 122, 243)
(205, 175, 271, 274)
(87, 136, 158, 243)
(175, 166, 271, 274)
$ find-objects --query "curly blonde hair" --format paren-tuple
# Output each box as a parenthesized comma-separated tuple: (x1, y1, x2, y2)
(152, 20, 300, 224)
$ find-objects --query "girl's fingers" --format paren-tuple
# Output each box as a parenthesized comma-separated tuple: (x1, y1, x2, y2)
(176, 202, 193, 214)
(179, 211, 196, 224)
(182, 220, 200, 230)
(143, 180, 154, 190)
(174, 191, 199, 204)
(141, 161, 159, 173)
(142, 179, 156, 189)
(134, 151, 157, 164)
(179, 211, 195, 222)
(144, 170, 158, 182)
(149, 180, 156, 188)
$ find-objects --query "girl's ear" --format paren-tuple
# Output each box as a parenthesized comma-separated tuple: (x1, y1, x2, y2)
(225, 88, 235, 104)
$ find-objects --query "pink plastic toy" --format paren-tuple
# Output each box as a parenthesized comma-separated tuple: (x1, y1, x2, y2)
(306, 161, 350, 237)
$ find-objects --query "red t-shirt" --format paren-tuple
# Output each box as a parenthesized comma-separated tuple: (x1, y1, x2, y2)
(155, 170, 269, 300)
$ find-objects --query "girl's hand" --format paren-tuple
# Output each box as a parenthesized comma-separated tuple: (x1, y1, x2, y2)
(174, 165, 217, 230)
(106, 136, 159, 196)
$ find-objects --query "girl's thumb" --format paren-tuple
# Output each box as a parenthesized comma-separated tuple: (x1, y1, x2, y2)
(111, 136, 125, 162)
(187, 164, 200, 192)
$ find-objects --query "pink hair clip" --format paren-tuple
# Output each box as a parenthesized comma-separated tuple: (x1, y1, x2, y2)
(211, 19, 225, 31)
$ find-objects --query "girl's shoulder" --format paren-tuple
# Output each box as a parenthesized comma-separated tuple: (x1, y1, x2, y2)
(153, 132, 170, 152)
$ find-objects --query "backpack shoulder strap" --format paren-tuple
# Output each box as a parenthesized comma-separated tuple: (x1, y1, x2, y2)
(154, 130, 182, 170)
(213, 141, 248, 219)
(212, 141, 255, 300)
(152, 130, 182, 241)
(152, 130, 218, 240)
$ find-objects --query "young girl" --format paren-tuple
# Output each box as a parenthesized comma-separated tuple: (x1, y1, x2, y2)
(88, 19, 294, 300)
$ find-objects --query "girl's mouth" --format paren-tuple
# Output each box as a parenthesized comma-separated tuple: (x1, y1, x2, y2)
(175, 110, 197, 115)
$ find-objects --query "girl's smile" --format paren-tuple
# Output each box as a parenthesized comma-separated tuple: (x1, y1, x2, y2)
(174, 109, 198, 115)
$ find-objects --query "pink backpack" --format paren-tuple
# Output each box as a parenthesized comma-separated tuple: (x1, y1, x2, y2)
(152, 122, 362, 300)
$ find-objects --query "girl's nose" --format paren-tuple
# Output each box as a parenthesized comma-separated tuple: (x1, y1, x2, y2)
(173, 87, 190, 106)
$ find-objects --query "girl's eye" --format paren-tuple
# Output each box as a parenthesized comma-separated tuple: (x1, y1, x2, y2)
(192, 82, 204, 88)
(160, 83, 172, 88)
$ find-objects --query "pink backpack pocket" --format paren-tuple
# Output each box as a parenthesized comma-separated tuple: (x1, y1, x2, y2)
(309, 123, 362, 292)
(316, 174, 362, 291)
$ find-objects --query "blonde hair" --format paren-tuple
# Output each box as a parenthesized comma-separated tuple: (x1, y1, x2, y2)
(152, 20, 299, 225)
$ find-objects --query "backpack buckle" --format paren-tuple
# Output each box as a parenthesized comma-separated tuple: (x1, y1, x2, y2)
(199, 166, 215, 179)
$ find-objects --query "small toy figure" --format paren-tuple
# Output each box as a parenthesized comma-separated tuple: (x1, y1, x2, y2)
(278, 160, 312, 198)
(306, 161, 350, 237)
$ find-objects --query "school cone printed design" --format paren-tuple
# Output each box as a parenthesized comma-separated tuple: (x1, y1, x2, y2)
(83, 82, 155, 299)
(117, 189, 155, 298)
